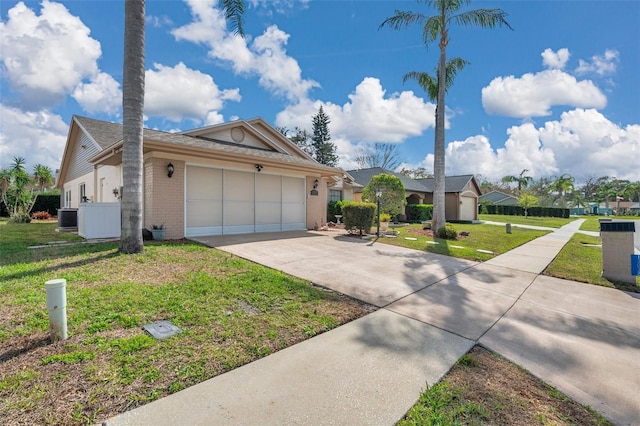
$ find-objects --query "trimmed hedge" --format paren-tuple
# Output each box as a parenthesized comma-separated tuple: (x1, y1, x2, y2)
(406, 204, 433, 222)
(481, 204, 569, 218)
(342, 202, 376, 236)
(32, 194, 61, 216)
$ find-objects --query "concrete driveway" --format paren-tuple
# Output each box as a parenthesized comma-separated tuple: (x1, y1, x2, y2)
(193, 230, 478, 308)
(191, 228, 640, 425)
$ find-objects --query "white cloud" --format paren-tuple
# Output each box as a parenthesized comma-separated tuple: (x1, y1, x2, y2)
(146, 15, 173, 28)
(144, 62, 241, 123)
(0, 0, 102, 108)
(0, 105, 68, 171)
(482, 69, 607, 117)
(575, 49, 620, 76)
(171, 0, 318, 101)
(406, 109, 640, 182)
(541, 48, 570, 70)
(276, 77, 438, 167)
(72, 72, 121, 115)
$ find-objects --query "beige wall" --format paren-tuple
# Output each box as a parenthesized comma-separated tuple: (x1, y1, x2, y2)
(63, 173, 92, 208)
(144, 157, 185, 240)
(306, 176, 328, 229)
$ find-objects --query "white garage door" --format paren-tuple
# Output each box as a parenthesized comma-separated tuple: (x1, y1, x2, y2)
(460, 196, 477, 221)
(185, 165, 306, 237)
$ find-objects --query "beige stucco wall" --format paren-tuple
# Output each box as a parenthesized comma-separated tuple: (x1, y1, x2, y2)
(96, 165, 122, 202)
(306, 176, 328, 229)
(144, 157, 185, 240)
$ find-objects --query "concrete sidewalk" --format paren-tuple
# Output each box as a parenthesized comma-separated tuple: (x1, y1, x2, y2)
(105, 219, 640, 425)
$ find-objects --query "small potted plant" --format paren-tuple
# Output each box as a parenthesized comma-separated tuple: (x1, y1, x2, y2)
(379, 213, 391, 232)
(151, 224, 166, 241)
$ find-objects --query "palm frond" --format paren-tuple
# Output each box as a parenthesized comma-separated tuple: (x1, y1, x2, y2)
(451, 9, 513, 30)
(422, 16, 442, 45)
(221, 0, 245, 37)
(442, 57, 469, 91)
(379, 10, 426, 31)
(403, 71, 438, 101)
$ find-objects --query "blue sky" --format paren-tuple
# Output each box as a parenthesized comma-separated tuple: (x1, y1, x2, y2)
(1, 0, 639, 183)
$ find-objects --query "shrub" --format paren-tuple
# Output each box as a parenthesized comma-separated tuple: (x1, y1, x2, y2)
(406, 204, 433, 222)
(10, 213, 31, 223)
(327, 200, 347, 222)
(31, 211, 52, 220)
(379, 213, 391, 222)
(437, 223, 457, 240)
(361, 174, 406, 217)
(32, 193, 61, 216)
(342, 202, 376, 236)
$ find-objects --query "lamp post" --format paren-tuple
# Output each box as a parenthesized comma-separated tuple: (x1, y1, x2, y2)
(376, 189, 382, 237)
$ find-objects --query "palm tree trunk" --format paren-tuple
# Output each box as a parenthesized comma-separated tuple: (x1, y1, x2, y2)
(119, 0, 145, 254)
(433, 22, 448, 232)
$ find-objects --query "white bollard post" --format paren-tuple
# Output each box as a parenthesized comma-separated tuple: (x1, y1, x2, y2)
(45, 279, 68, 341)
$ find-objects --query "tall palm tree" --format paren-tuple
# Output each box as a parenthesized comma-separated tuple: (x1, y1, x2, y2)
(119, 0, 244, 254)
(502, 169, 532, 193)
(381, 0, 511, 232)
(33, 164, 53, 191)
(119, 0, 147, 254)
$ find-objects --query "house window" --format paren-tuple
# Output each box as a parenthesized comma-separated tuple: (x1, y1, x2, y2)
(329, 190, 342, 202)
(65, 190, 72, 208)
(79, 183, 86, 202)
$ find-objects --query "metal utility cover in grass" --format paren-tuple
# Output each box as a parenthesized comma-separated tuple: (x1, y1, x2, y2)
(142, 321, 182, 339)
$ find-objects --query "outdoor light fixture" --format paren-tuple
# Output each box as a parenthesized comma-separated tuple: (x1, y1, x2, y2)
(255, 164, 263, 172)
(167, 162, 175, 178)
(112, 187, 119, 198)
(376, 189, 382, 237)
(313, 179, 319, 189)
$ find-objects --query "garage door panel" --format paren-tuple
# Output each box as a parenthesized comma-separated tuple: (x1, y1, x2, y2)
(256, 174, 281, 201)
(224, 171, 254, 233)
(282, 176, 306, 230)
(186, 166, 223, 236)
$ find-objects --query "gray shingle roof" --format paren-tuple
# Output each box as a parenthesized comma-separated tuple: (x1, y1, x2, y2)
(77, 116, 337, 171)
(348, 168, 476, 194)
(479, 190, 518, 204)
(346, 168, 429, 192)
(74, 116, 123, 149)
(416, 175, 476, 193)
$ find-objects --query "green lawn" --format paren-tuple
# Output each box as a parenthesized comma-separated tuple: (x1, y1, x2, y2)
(0, 220, 368, 425)
(380, 222, 549, 261)
(578, 215, 638, 232)
(478, 214, 574, 228)
(545, 232, 639, 292)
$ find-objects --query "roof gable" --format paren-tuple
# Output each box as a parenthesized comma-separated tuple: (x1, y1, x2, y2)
(416, 175, 478, 193)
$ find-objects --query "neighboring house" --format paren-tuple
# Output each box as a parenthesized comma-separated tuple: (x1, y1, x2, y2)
(57, 116, 345, 239)
(327, 174, 363, 203)
(478, 190, 519, 206)
(346, 167, 481, 221)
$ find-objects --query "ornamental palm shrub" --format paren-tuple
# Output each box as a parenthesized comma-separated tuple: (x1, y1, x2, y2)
(342, 202, 376, 236)
(437, 223, 458, 240)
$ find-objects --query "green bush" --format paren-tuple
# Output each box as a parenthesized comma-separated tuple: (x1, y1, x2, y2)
(436, 223, 457, 240)
(327, 200, 347, 223)
(379, 213, 391, 222)
(32, 193, 61, 216)
(482, 204, 569, 218)
(10, 213, 31, 223)
(342, 202, 376, 236)
(406, 204, 433, 222)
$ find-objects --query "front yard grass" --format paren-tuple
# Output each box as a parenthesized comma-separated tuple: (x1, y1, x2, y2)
(399, 346, 612, 426)
(579, 215, 638, 232)
(0, 220, 370, 425)
(478, 213, 575, 228)
(380, 222, 549, 261)
(544, 233, 639, 292)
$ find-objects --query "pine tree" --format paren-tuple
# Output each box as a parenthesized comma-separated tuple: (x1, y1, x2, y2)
(311, 106, 338, 167)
